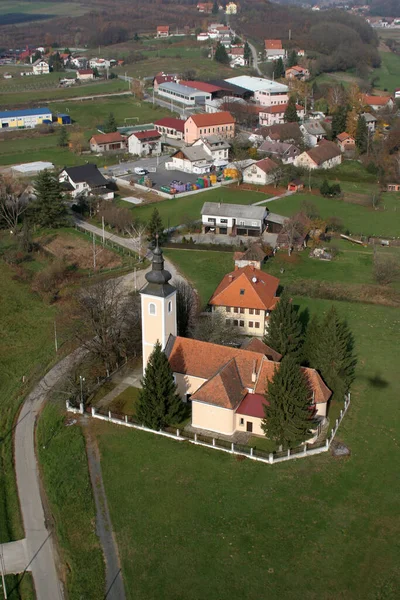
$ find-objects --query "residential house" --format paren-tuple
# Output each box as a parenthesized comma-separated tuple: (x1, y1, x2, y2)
(234, 244, 267, 270)
(259, 103, 304, 127)
(192, 134, 230, 166)
(254, 81, 289, 107)
(263, 122, 302, 144)
(157, 26, 170, 38)
(59, 163, 114, 200)
(285, 65, 310, 81)
(229, 46, 247, 67)
(89, 58, 115, 69)
(77, 69, 94, 81)
(90, 132, 126, 153)
(158, 81, 212, 106)
(0, 107, 52, 129)
(242, 158, 279, 185)
(184, 111, 235, 144)
(264, 39, 286, 61)
(154, 117, 185, 140)
(294, 140, 342, 170)
(197, 32, 210, 41)
(167, 147, 213, 174)
(128, 130, 161, 156)
(201, 202, 268, 237)
(197, 2, 213, 12)
(362, 112, 377, 133)
(336, 132, 355, 153)
(264, 210, 287, 233)
(361, 94, 394, 112)
(258, 140, 301, 164)
(209, 265, 279, 336)
(300, 120, 328, 147)
(386, 183, 400, 192)
(225, 2, 238, 14)
(153, 73, 177, 91)
(32, 59, 49, 75)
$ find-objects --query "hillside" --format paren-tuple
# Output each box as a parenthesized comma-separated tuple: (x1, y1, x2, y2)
(236, 1, 381, 75)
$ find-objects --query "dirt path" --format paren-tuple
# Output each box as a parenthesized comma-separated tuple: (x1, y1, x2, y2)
(82, 422, 126, 600)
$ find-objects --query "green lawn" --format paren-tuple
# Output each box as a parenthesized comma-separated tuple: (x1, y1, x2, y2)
(37, 402, 105, 600)
(127, 187, 267, 228)
(372, 51, 400, 92)
(96, 297, 400, 600)
(0, 1, 87, 17)
(109, 386, 141, 416)
(267, 192, 400, 238)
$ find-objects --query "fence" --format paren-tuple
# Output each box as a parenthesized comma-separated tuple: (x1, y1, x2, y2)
(67, 394, 351, 466)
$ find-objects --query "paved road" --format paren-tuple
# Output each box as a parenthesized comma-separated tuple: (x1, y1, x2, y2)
(14, 347, 87, 600)
(247, 40, 263, 76)
(252, 190, 295, 206)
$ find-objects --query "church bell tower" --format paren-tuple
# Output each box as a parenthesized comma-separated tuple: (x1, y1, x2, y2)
(140, 242, 177, 374)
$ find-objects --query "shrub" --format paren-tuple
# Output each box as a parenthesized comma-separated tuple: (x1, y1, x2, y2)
(3, 250, 32, 265)
(373, 252, 400, 285)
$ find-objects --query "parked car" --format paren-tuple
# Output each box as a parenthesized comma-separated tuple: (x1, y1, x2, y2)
(134, 167, 148, 175)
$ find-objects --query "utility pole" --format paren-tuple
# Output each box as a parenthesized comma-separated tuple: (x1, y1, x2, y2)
(79, 375, 85, 405)
(54, 320, 58, 353)
(93, 233, 96, 271)
(102, 216, 105, 246)
(134, 267, 137, 291)
(289, 29, 291, 41)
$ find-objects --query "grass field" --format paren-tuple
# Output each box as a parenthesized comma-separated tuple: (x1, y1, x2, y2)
(37, 401, 105, 599)
(95, 295, 400, 600)
(0, 1, 87, 21)
(123, 186, 267, 228)
(372, 51, 400, 91)
(267, 192, 400, 238)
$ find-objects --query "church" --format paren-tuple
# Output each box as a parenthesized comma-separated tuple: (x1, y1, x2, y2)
(140, 244, 331, 438)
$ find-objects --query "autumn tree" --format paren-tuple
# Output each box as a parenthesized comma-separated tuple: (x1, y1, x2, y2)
(69, 131, 85, 154)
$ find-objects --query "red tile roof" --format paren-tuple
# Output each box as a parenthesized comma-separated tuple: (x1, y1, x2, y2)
(209, 266, 280, 311)
(179, 80, 222, 94)
(255, 361, 331, 404)
(131, 129, 161, 140)
(337, 132, 354, 142)
(261, 103, 303, 114)
(155, 117, 185, 133)
(236, 393, 268, 418)
(157, 26, 170, 32)
(78, 69, 93, 75)
(188, 111, 234, 128)
(265, 39, 283, 50)
(251, 157, 279, 174)
(241, 338, 282, 362)
(362, 94, 392, 106)
(154, 74, 176, 85)
(91, 132, 124, 145)
(191, 359, 247, 409)
(229, 47, 244, 56)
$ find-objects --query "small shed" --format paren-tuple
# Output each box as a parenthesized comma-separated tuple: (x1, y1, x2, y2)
(288, 179, 304, 192)
(57, 114, 71, 125)
(386, 183, 400, 192)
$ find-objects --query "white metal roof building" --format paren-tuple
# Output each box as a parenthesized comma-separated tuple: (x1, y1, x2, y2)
(224, 76, 288, 95)
(157, 81, 212, 106)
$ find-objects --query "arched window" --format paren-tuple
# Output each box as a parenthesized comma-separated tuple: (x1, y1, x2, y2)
(168, 301, 172, 313)
(149, 303, 156, 315)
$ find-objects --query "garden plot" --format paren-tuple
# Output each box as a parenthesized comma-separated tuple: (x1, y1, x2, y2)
(43, 231, 122, 270)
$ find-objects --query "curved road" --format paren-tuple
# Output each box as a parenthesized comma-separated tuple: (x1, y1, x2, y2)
(9, 235, 187, 598)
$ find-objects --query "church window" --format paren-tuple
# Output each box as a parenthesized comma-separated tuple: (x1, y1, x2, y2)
(168, 301, 172, 313)
(149, 303, 156, 315)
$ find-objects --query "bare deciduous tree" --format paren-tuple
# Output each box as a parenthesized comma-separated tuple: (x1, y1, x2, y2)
(191, 311, 240, 347)
(373, 250, 400, 285)
(125, 221, 148, 261)
(280, 214, 305, 256)
(75, 279, 142, 371)
(0, 174, 28, 232)
(173, 279, 197, 338)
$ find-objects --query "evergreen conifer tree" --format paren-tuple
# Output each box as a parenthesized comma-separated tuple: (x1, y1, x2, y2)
(284, 96, 300, 123)
(244, 42, 252, 65)
(355, 115, 369, 154)
(136, 341, 185, 429)
(309, 307, 356, 398)
(103, 112, 118, 133)
(303, 314, 321, 367)
(320, 179, 331, 197)
(287, 49, 298, 68)
(147, 207, 165, 244)
(212, 1, 219, 15)
(331, 106, 349, 139)
(264, 291, 303, 359)
(58, 126, 69, 147)
(214, 42, 230, 65)
(30, 170, 69, 228)
(261, 355, 315, 448)
(274, 57, 285, 79)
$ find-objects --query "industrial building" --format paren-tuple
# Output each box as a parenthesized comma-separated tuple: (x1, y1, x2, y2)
(0, 107, 52, 129)
(157, 81, 212, 106)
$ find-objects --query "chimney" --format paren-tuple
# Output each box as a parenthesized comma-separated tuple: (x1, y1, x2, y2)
(250, 264, 255, 271)
(228, 274, 233, 282)
(251, 360, 257, 384)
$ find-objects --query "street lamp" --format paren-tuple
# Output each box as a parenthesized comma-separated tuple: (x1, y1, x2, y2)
(79, 375, 85, 405)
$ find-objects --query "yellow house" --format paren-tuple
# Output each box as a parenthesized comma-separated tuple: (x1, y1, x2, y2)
(225, 2, 238, 14)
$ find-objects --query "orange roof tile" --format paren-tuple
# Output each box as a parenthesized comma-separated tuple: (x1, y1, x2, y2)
(265, 39, 283, 50)
(188, 111, 234, 128)
(337, 132, 354, 142)
(241, 338, 282, 362)
(91, 132, 124, 145)
(209, 266, 279, 311)
(191, 359, 247, 409)
(362, 94, 393, 106)
(255, 361, 331, 404)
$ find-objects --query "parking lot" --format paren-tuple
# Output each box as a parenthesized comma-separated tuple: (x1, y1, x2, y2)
(102, 156, 203, 192)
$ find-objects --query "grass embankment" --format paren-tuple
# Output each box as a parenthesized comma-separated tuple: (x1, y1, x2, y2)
(95, 297, 400, 600)
(373, 51, 400, 91)
(37, 402, 105, 600)
(123, 186, 265, 228)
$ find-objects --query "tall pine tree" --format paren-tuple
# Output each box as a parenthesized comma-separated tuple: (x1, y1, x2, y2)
(287, 49, 298, 68)
(30, 170, 69, 228)
(284, 96, 300, 123)
(274, 57, 285, 79)
(214, 42, 230, 65)
(262, 355, 316, 448)
(147, 207, 165, 244)
(331, 106, 349, 139)
(302, 314, 321, 367)
(136, 341, 185, 429)
(308, 307, 356, 399)
(103, 112, 118, 133)
(244, 42, 252, 66)
(264, 292, 303, 359)
(355, 115, 369, 154)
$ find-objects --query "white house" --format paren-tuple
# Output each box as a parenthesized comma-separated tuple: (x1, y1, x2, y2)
(192, 135, 230, 167)
(59, 164, 114, 199)
(258, 140, 301, 164)
(294, 141, 342, 170)
(128, 130, 161, 156)
(254, 81, 289, 107)
(77, 69, 94, 81)
(300, 120, 327, 147)
(201, 202, 268, 236)
(259, 103, 304, 127)
(264, 40, 286, 61)
(362, 112, 377, 133)
(32, 59, 49, 75)
(242, 158, 279, 185)
(89, 58, 114, 69)
(229, 47, 247, 68)
(197, 32, 210, 42)
(166, 147, 213, 174)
